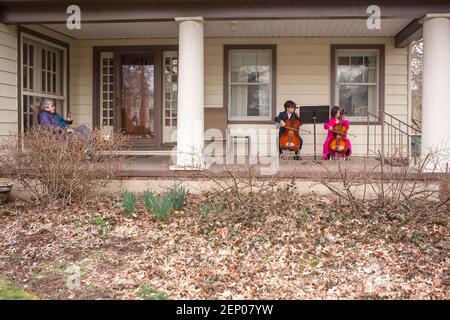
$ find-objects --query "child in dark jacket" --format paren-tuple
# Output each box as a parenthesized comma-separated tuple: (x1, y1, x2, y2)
(274, 100, 303, 158)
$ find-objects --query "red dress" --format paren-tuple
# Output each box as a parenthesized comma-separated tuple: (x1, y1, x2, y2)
(322, 118, 353, 159)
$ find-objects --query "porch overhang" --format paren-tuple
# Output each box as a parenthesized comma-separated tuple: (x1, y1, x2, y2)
(1, 0, 450, 24)
(395, 19, 423, 48)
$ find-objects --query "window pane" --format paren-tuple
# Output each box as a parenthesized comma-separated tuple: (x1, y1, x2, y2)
(23, 66, 28, 89)
(351, 56, 363, 66)
(338, 85, 377, 116)
(337, 65, 350, 82)
(246, 66, 258, 83)
(47, 72, 51, 92)
(29, 68, 34, 90)
(243, 51, 257, 67)
(23, 43, 28, 65)
(367, 68, 377, 83)
(257, 50, 271, 66)
(351, 64, 364, 83)
(230, 51, 244, 68)
(230, 84, 248, 117)
(365, 56, 376, 68)
(258, 66, 271, 84)
(230, 84, 270, 117)
(47, 51, 51, 73)
(338, 56, 349, 65)
(42, 49, 46, 69)
(23, 115, 28, 131)
(52, 52, 56, 72)
(41, 71, 46, 91)
(231, 68, 245, 83)
(29, 45, 34, 67)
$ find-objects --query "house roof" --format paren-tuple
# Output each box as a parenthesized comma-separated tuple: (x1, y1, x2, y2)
(1, 0, 450, 24)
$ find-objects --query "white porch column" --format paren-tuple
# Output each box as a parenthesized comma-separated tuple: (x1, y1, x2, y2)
(421, 14, 450, 171)
(172, 17, 205, 169)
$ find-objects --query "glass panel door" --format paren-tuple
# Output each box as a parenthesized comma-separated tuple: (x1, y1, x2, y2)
(120, 53, 156, 141)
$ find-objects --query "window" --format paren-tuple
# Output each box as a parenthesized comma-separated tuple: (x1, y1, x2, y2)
(332, 46, 384, 121)
(20, 32, 67, 131)
(100, 52, 114, 127)
(226, 47, 274, 122)
(162, 51, 178, 142)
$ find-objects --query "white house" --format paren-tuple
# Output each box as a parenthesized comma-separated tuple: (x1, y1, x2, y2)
(0, 0, 449, 170)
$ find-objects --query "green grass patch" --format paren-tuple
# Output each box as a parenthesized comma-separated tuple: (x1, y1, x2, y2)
(137, 285, 168, 300)
(0, 277, 39, 300)
(122, 191, 137, 216)
(143, 191, 174, 221)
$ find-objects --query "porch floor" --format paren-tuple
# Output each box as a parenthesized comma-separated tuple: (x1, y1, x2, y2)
(118, 156, 422, 180)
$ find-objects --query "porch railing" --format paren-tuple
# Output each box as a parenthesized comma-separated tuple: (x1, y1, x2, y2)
(366, 111, 422, 165)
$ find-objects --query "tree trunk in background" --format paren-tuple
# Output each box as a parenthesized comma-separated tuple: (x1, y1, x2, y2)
(410, 39, 423, 130)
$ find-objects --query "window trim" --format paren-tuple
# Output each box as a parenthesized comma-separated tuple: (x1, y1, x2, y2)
(17, 26, 70, 133)
(331, 44, 385, 125)
(224, 45, 277, 124)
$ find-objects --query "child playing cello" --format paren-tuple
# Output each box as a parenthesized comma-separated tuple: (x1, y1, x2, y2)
(322, 106, 352, 160)
(274, 100, 303, 159)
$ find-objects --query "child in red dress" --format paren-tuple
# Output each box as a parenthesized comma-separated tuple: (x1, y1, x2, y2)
(322, 106, 352, 160)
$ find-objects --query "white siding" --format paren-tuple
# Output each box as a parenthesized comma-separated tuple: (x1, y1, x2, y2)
(0, 24, 17, 138)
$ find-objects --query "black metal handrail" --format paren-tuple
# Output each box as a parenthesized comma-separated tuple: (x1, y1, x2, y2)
(366, 111, 421, 165)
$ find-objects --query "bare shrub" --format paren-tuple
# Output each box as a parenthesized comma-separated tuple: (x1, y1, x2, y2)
(317, 150, 448, 215)
(192, 165, 298, 225)
(0, 127, 126, 205)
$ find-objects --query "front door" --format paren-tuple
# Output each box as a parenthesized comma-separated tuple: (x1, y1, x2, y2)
(118, 51, 161, 149)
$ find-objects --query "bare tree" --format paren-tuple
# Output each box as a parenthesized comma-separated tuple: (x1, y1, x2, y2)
(410, 39, 423, 130)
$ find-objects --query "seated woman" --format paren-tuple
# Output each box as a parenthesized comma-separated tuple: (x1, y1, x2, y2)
(38, 98, 90, 136)
(274, 100, 303, 159)
(322, 106, 352, 160)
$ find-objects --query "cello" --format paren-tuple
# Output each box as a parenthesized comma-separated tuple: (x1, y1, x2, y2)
(328, 110, 350, 154)
(279, 117, 302, 151)
(279, 118, 311, 152)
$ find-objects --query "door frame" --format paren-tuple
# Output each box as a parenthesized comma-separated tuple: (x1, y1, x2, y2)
(116, 49, 161, 148)
(93, 45, 178, 149)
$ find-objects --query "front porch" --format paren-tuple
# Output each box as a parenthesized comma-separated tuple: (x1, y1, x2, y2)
(118, 155, 423, 179)
(2, 1, 449, 173)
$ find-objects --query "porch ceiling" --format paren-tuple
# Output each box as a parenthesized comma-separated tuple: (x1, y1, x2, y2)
(41, 18, 414, 39)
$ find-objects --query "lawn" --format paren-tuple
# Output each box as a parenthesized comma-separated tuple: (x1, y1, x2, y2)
(0, 192, 448, 299)
(0, 277, 38, 300)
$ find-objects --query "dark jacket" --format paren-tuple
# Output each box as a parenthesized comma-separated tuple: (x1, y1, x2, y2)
(38, 109, 63, 132)
(274, 111, 301, 136)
